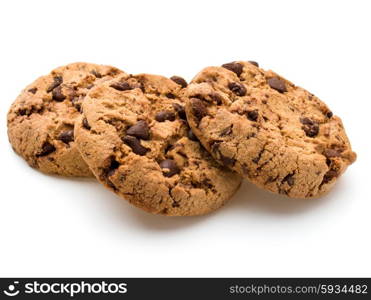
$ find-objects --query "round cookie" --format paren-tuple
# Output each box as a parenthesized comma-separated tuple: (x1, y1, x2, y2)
(7, 62, 124, 177)
(74, 73, 242, 216)
(185, 61, 356, 198)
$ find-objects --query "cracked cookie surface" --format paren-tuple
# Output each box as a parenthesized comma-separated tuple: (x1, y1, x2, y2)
(185, 61, 356, 198)
(74, 73, 241, 216)
(7, 62, 124, 176)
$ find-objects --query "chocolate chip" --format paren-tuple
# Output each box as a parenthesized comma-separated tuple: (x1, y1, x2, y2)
(58, 130, 74, 144)
(106, 158, 120, 177)
(300, 117, 319, 137)
(220, 154, 236, 167)
(248, 61, 259, 67)
(228, 82, 246, 96)
(166, 93, 175, 99)
(28, 87, 37, 94)
(159, 159, 180, 177)
(282, 174, 294, 186)
(222, 62, 243, 76)
(17, 105, 43, 117)
(300, 117, 314, 125)
(322, 169, 338, 184)
(71, 97, 81, 111)
(170, 76, 188, 88)
(252, 148, 264, 164)
(247, 109, 259, 121)
(110, 81, 132, 91)
(155, 111, 176, 122)
(209, 92, 223, 105)
(36, 141, 56, 157)
(126, 120, 150, 140)
(326, 111, 333, 118)
(52, 86, 66, 101)
(82, 118, 91, 130)
(123, 135, 149, 155)
(91, 70, 102, 78)
(47, 76, 63, 93)
(267, 77, 287, 93)
(18, 109, 27, 116)
(220, 125, 233, 136)
(188, 129, 198, 141)
(190, 98, 207, 123)
(210, 141, 235, 166)
(172, 103, 186, 120)
(324, 149, 341, 158)
(303, 124, 319, 137)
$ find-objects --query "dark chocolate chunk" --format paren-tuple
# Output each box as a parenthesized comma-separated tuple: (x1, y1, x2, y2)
(159, 159, 180, 177)
(28, 87, 37, 94)
(123, 135, 149, 155)
(110, 81, 132, 91)
(172, 103, 186, 120)
(282, 174, 294, 186)
(210, 140, 235, 166)
(322, 169, 338, 184)
(323, 149, 341, 158)
(106, 157, 120, 177)
(126, 120, 150, 140)
(47, 76, 63, 93)
(300, 117, 314, 125)
(82, 118, 91, 130)
(209, 92, 223, 105)
(190, 98, 208, 122)
(248, 61, 259, 67)
(228, 82, 246, 96)
(165, 93, 175, 99)
(36, 141, 56, 157)
(91, 70, 102, 78)
(303, 124, 319, 137)
(18, 109, 27, 116)
(155, 111, 176, 122)
(52, 86, 66, 101)
(71, 97, 81, 111)
(326, 111, 333, 118)
(267, 77, 287, 93)
(247, 109, 259, 121)
(58, 130, 74, 144)
(300, 117, 319, 137)
(220, 125, 233, 136)
(219, 154, 236, 167)
(170, 76, 188, 88)
(222, 62, 243, 76)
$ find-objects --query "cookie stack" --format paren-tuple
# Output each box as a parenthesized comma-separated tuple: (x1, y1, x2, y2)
(7, 61, 356, 216)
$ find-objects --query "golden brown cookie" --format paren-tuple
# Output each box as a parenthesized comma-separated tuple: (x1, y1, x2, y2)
(74, 73, 242, 216)
(7, 62, 124, 176)
(185, 61, 356, 198)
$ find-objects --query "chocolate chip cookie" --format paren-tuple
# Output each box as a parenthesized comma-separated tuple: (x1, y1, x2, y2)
(74, 73, 242, 215)
(7, 62, 124, 176)
(185, 61, 356, 198)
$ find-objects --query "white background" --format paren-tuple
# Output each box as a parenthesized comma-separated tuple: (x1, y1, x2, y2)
(0, 0, 370, 277)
